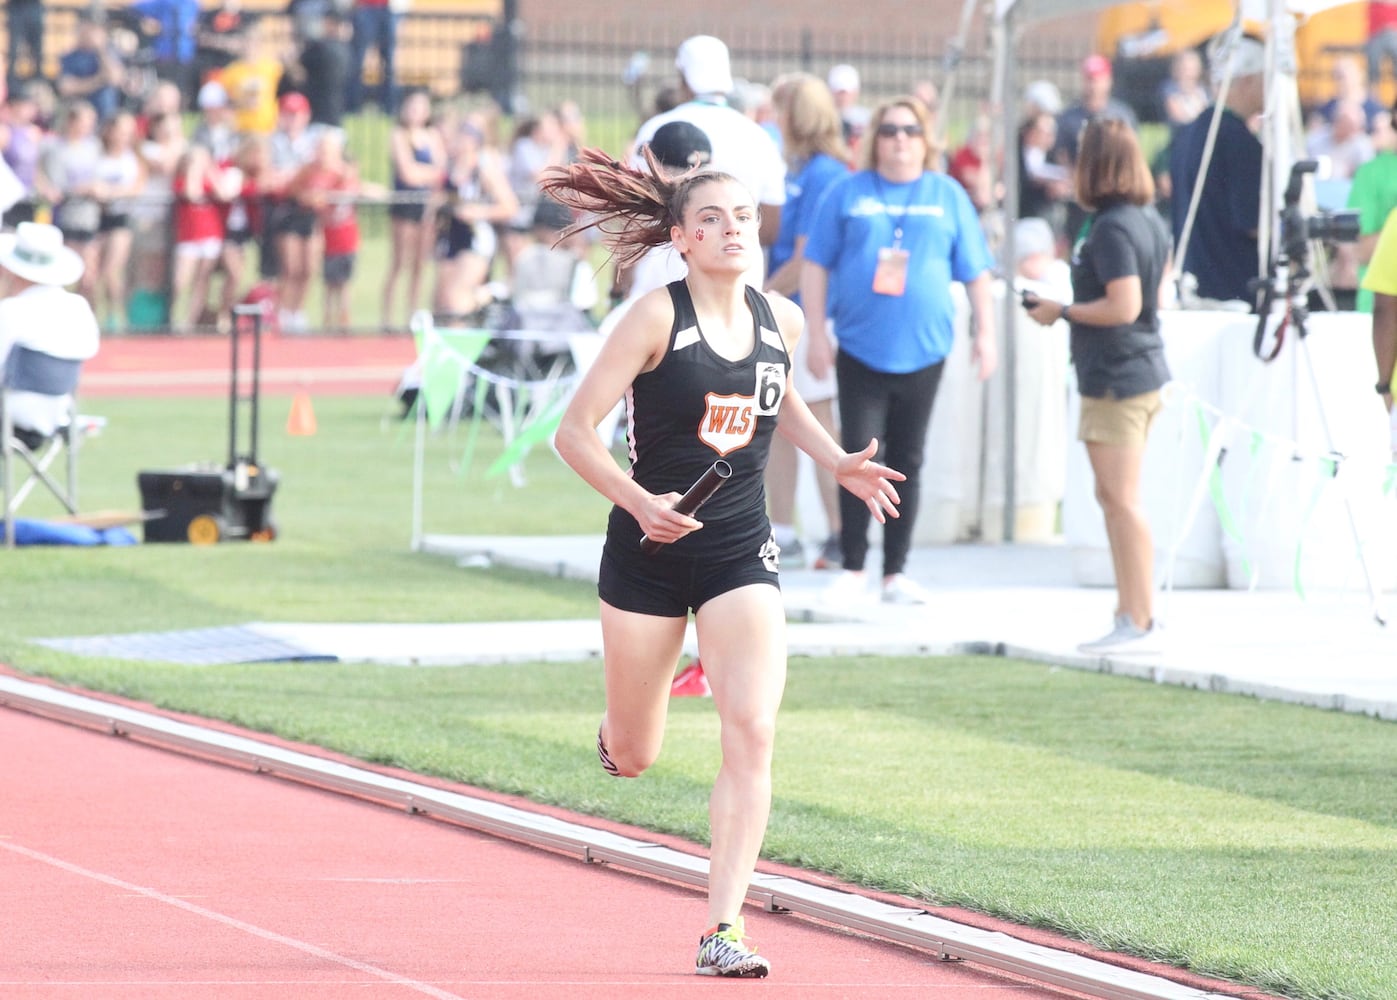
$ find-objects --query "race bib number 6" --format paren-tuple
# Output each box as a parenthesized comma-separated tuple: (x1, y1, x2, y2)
(753, 362, 786, 416)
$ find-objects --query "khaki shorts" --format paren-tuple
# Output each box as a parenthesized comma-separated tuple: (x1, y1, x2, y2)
(1079, 389, 1163, 446)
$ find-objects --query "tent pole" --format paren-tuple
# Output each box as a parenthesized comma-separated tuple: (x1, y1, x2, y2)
(935, 0, 987, 150)
(996, 6, 1019, 542)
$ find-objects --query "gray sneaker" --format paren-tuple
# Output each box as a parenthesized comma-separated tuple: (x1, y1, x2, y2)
(779, 538, 806, 569)
(881, 573, 931, 605)
(1078, 618, 1162, 655)
(813, 534, 842, 570)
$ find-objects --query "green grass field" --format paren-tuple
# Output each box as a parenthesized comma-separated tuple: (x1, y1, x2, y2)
(5, 394, 1397, 1000)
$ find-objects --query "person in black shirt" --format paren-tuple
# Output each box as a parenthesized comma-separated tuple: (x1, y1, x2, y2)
(1025, 117, 1170, 656)
(194, 1, 257, 85)
(1168, 35, 1265, 306)
(540, 148, 903, 979)
(5, 0, 45, 90)
(294, 9, 351, 127)
(1053, 55, 1139, 251)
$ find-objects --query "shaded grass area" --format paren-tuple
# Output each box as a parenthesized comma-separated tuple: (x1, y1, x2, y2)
(3, 393, 605, 651)
(5, 394, 1397, 1000)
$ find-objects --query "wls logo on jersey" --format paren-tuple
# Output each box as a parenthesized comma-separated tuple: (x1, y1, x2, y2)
(698, 363, 786, 456)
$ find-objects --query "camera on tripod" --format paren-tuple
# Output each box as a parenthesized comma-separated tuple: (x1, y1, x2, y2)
(1253, 158, 1363, 358)
(1280, 159, 1359, 261)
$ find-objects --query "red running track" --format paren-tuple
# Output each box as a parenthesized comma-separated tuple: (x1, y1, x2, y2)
(79, 334, 418, 398)
(0, 700, 1117, 1000)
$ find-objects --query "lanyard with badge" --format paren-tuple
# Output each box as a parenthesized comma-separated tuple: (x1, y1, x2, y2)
(1071, 216, 1092, 265)
(872, 174, 919, 296)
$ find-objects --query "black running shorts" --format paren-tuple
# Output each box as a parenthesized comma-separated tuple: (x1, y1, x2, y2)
(598, 532, 781, 617)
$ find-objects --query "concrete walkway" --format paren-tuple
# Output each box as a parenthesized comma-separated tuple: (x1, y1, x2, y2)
(396, 534, 1397, 721)
(47, 533, 1392, 721)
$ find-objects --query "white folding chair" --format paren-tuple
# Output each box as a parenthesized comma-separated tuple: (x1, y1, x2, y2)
(2, 345, 84, 548)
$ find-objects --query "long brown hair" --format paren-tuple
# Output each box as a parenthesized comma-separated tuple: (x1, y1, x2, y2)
(777, 72, 851, 166)
(538, 146, 740, 268)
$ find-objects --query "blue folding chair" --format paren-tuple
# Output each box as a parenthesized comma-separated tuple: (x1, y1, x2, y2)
(2, 345, 86, 548)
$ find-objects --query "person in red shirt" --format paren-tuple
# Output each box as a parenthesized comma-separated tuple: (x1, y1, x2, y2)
(1368, 0, 1397, 88)
(947, 112, 1000, 217)
(170, 142, 241, 331)
(293, 129, 383, 330)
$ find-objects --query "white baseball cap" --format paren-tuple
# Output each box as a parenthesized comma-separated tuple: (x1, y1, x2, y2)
(828, 64, 860, 94)
(1210, 34, 1265, 84)
(1014, 217, 1056, 261)
(197, 80, 229, 110)
(1023, 79, 1062, 115)
(676, 35, 733, 96)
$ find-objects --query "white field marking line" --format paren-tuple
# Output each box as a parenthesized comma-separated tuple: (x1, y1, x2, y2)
(310, 877, 475, 884)
(1, 840, 468, 1000)
(0, 982, 942, 991)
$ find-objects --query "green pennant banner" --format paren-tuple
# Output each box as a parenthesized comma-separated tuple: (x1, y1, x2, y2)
(485, 394, 568, 479)
(456, 373, 493, 479)
(420, 328, 492, 431)
(1293, 455, 1339, 602)
(1194, 405, 1250, 577)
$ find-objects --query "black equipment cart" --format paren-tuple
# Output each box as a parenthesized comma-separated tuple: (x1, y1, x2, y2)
(138, 305, 280, 544)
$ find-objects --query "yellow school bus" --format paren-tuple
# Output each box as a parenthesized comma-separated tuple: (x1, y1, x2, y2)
(1096, 1, 1381, 109)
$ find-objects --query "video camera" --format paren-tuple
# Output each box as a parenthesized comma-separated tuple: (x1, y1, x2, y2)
(1280, 159, 1359, 261)
(1252, 159, 1362, 360)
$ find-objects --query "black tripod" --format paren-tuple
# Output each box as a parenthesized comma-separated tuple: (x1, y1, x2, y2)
(1249, 171, 1387, 626)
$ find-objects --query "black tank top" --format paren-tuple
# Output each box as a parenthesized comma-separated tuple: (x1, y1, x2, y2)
(607, 280, 790, 559)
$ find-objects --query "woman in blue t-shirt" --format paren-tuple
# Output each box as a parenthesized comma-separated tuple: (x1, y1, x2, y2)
(762, 72, 853, 571)
(802, 95, 998, 606)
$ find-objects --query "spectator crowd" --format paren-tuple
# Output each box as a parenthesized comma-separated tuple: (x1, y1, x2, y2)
(1, 5, 1396, 386)
(0, 0, 598, 335)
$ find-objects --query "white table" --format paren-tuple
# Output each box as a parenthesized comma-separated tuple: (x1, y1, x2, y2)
(1062, 309, 1397, 592)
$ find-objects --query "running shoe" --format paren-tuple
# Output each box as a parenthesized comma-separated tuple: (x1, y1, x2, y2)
(695, 918, 770, 978)
(671, 659, 711, 698)
(881, 573, 931, 605)
(1078, 618, 1163, 655)
(812, 534, 843, 570)
(779, 538, 806, 569)
(596, 724, 622, 777)
(821, 569, 870, 605)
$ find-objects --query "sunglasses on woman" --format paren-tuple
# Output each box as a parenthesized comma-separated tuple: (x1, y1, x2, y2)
(876, 122, 925, 138)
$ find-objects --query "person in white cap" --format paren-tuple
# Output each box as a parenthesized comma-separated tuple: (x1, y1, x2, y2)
(1168, 33, 1266, 306)
(629, 34, 785, 293)
(192, 79, 238, 164)
(0, 221, 100, 442)
(826, 63, 870, 151)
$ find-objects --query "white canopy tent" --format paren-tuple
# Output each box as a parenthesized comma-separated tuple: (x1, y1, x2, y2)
(985, 0, 1357, 539)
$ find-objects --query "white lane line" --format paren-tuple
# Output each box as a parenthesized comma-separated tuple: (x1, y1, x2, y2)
(1, 840, 467, 1000)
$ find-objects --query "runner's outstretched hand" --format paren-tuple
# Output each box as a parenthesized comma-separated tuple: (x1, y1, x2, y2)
(835, 439, 905, 524)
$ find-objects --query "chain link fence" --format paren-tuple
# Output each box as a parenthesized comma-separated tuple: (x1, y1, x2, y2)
(7, 10, 1097, 333)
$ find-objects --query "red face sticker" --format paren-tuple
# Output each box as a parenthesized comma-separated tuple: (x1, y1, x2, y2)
(694, 228, 705, 241)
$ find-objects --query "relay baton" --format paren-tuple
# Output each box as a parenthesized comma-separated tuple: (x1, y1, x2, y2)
(639, 460, 733, 555)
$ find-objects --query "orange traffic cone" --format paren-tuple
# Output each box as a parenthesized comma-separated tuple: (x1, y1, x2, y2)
(287, 390, 317, 436)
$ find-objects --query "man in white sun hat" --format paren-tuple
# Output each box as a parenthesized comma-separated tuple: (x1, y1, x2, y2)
(629, 34, 786, 291)
(1168, 33, 1266, 307)
(827, 63, 870, 149)
(0, 221, 100, 444)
